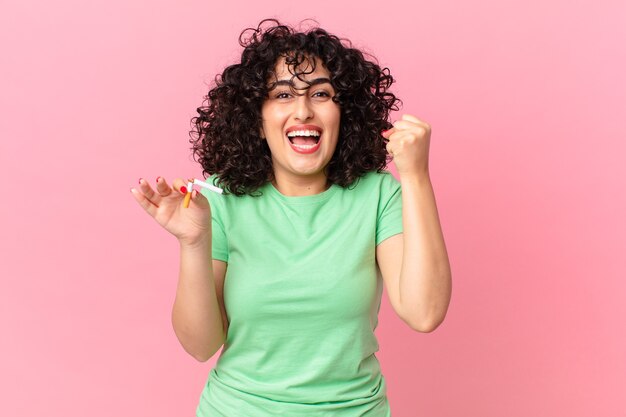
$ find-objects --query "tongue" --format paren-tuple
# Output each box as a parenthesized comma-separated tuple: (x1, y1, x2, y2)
(291, 136, 318, 145)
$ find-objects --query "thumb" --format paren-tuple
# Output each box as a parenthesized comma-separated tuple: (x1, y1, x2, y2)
(381, 127, 397, 139)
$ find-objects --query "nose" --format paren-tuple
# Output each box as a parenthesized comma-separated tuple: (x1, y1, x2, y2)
(293, 94, 313, 121)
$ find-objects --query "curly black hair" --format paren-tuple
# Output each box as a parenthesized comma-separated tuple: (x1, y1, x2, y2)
(189, 18, 401, 196)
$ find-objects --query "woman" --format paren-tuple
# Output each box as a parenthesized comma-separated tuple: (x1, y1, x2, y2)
(131, 19, 451, 417)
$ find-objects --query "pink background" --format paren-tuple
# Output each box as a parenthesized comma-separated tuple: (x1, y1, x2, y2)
(1, 0, 624, 415)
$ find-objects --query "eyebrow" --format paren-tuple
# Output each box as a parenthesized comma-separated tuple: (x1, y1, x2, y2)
(268, 77, 332, 91)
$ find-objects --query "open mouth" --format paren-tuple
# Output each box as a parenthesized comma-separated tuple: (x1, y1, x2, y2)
(286, 129, 322, 153)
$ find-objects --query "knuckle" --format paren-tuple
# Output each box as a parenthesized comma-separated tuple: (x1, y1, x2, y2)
(417, 125, 430, 135)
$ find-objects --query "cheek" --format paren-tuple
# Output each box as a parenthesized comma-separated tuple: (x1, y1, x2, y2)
(319, 106, 341, 127)
(261, 104, 279, 122)
(328, 114, 341, 137)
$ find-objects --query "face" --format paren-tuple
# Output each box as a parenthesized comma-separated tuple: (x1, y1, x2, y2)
(260, 56, 341, 184)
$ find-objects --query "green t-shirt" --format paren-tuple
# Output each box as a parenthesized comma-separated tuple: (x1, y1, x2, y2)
(197, 171, 403, 417)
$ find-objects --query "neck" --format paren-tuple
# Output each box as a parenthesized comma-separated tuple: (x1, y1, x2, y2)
(271, 172, 330, 196)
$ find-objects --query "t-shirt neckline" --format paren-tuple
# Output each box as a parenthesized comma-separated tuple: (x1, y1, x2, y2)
(265, 181, 339, 205)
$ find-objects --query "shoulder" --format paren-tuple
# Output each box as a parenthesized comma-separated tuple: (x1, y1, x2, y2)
(355, 170, 398, 184)
(349, 170, 400, 195)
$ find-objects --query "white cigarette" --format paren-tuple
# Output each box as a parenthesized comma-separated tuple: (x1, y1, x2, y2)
(193, 178, 224, 194)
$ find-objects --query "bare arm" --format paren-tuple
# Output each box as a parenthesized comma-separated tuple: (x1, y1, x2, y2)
(377, 175, 452, 332)
(379, 115, 452, 332)
(131, 177, 227, 361)
(172, 240, 227, 362)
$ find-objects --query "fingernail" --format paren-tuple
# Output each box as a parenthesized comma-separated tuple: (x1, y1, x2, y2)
(180, 186, 188, 194)
(138, 178, 143, 184)
(156, 176, 161, 183)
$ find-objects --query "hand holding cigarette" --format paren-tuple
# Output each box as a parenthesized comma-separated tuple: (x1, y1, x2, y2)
(130, 176, 220, 246)
(183, 178, 224, 208)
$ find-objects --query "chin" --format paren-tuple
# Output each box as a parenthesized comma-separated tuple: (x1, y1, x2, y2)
(289, 160, 329, 176)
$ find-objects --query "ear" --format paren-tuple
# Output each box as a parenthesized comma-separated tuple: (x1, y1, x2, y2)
(259, 127, 266, 140)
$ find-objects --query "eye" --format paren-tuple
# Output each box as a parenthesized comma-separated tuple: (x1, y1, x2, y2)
(312, 90, 332, 100)
(275, 91, 292, 99)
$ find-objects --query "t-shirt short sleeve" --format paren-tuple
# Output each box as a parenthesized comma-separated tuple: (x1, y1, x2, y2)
(201, 176, 229, 262)
(376, 172, 403, 245)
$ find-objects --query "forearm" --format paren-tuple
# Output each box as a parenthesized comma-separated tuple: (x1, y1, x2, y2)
(399, 174, 452, 331)
(172, 237, 225, 361)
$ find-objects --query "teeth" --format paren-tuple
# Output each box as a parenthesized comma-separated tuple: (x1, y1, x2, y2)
(286, 130, 321, 138)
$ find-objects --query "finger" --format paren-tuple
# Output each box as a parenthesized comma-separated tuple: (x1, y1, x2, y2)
(386, 141, 396, 156)
(388, 130, 419, 142)
(138, 178, 162, 206)
(172, 178, 191, 195)
(392, 120, 430, 134)
(399, 115, 431, 130)
(190, 189, 211, 209)
(155, 176, 173, 197)
(392, 131, 424, 149)
(392, 120, 417, 130)
(130, 187, 158, 216)
(387, 132, 415, 148)
(386, 128, 415, 142)
(401, 114, 424, 124)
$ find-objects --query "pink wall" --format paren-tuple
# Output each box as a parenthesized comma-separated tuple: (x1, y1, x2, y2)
(1, 0, 624, 415)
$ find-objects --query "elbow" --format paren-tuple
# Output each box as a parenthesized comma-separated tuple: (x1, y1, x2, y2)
(189, 338, 224, 362)
(183, 344, 214, 362)
(174, 328, 225, 363)
(403, 311, 447, 333)
(405, 318, 440, 333)
(192, 351, 214, 363)
(404, 276, 452, 333)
